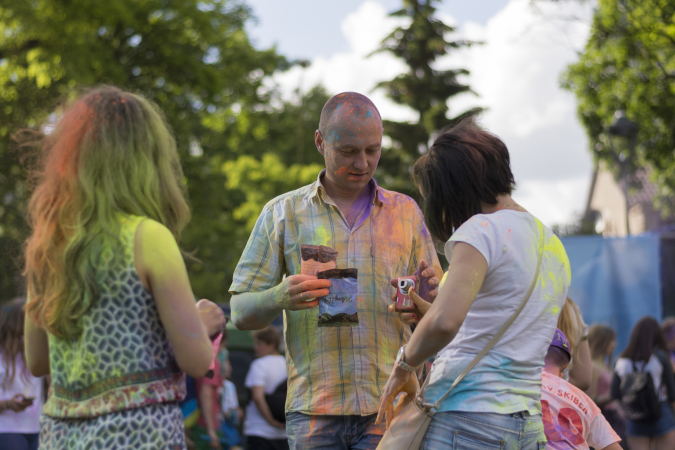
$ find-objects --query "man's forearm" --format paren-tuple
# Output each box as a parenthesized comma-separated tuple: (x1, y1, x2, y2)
(231, 286, 283, 330)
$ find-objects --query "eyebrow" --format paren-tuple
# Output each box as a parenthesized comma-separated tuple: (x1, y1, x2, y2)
(335, 142, 381, 150)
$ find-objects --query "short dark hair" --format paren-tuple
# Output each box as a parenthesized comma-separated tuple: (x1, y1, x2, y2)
(545, 345, 571, 370)
(318, 92, 381, 138)
(252, 326, 281, 349)
(412, 118, 515, 244)
(621, 316, 667, 362)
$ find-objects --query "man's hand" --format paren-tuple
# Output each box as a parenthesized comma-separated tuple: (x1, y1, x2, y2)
(275, 275, 331, 311)
(388, 260, 440, 325)
(196, 299, 227, 338)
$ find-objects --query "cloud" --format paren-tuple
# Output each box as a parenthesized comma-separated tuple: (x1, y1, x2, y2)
(440, 0, 595, 225)
(270, 1, 416, 122)
(269, 0, 595, 227)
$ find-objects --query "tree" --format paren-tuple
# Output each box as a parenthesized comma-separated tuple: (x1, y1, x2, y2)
(182, 86, 329, 300)
(0, 0, 327, 302)
(372, 0, 482, 195)
(562, 0, 675, 212)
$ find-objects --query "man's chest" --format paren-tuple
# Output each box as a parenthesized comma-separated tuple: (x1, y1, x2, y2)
(280, 205, 415, 281)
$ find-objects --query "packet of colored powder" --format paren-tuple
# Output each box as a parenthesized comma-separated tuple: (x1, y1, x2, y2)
(317, 268, 358, 327)
(300, 244, 338, 277)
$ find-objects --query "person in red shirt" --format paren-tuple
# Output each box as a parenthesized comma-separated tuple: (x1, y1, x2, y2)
(541, 328, 622, 450)
(191, 343, 225, 450)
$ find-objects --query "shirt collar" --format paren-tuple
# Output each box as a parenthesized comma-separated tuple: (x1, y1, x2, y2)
(309, 169, 391, 206)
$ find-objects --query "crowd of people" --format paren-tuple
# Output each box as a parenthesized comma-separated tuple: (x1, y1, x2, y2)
(0, 85, 673, 450)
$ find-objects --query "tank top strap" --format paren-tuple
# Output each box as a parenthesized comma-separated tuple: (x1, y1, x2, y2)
(117, 215, 147, 268)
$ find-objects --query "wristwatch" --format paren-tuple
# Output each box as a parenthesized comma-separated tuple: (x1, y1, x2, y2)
(395, 345, 418, 373)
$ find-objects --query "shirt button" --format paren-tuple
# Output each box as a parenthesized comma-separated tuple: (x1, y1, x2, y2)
(352, 258, 356, 263)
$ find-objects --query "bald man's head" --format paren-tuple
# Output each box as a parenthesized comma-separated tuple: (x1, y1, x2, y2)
(318, 92, 382, 141)
(315, 92, 383, 194)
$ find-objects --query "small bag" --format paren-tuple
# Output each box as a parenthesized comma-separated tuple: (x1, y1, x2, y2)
(376, 223, 545, 450)
(619, 359, 662, 422)
(265, 379, 288, 423)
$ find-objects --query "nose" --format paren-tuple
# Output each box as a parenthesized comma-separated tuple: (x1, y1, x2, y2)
(353, 151, 368, 171)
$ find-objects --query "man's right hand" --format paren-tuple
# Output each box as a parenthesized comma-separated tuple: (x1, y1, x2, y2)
(276, 275, 331, 311)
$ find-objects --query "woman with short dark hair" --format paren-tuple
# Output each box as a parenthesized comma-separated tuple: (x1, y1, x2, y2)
(611, 317, 675, 450)
(377, 119, 571, 449)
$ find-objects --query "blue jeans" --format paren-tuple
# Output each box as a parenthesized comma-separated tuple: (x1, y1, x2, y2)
(0, 433, 39, 450)
(422, 411, 547, 450)
(626, 402, 675, 437)
(286, 412, 385, 450)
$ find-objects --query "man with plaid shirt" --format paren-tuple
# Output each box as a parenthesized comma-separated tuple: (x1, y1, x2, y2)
(230, 92, 442, 450)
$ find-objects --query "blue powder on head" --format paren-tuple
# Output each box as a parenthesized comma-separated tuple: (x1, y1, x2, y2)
(366, 110, 372, 118)
(336, 103, 342, 110)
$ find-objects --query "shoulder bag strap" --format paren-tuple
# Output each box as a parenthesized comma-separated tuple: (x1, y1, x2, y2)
(418, 220, 546, 412)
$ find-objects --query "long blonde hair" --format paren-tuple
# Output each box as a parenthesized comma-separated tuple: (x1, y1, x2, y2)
(23, 86, 190, 341)
(557, 297, 585, 360)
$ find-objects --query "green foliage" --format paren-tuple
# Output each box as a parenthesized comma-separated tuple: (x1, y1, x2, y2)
(183, 86, 330, 300)
(373, 0, 483, 195)
(562, 0, 675, 210)
(0, 0, 329, 303)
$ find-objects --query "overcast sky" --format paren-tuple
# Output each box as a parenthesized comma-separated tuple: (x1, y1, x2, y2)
(245, 0, 595, 228)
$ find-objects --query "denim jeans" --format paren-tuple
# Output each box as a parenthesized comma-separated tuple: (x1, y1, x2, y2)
(0, 433, 39, 450)
(286, 412, 385, 450)
(422, 410, 547, 450)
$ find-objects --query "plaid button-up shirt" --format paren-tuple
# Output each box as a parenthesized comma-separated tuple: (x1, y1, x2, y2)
(230, 171, 442, 416)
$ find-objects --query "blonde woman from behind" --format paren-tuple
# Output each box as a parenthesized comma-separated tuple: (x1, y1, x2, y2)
(557, 298, 593, 390)
(22, 86, 226, 450)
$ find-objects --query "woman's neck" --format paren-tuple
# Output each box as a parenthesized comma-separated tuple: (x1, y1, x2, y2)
(480, 194, 526, 215)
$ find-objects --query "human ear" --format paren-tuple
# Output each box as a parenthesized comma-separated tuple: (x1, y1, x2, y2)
(315, 130, 325, 155)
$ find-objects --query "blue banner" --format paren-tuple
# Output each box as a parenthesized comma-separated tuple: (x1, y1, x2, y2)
(559, 234, 661, 354)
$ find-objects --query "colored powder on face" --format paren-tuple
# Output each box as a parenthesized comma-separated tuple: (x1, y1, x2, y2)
(335, 167, 348, 175)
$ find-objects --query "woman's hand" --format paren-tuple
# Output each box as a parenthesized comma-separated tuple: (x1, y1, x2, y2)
(376, 364, 419, 429)
(5, 394, 33, 413)
(207, 429, 222, 449)
(388, 287, 432, 325)
(196, 299, 227, 338)
(389, 260, 439, 325)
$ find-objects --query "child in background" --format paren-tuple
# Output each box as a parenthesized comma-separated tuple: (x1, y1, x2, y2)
(22, 86, 226, 449)
(0, 298, 44, 450)
(244, 327, 287, 450)
(192, 348, 225, 450)
(220, 341, 243, 450)
(541, 328, 622, 450)
(586, 324, 626, 448)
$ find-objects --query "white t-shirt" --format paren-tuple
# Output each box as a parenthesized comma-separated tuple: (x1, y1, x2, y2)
(541, 371, 620, 450)
(244, 355, 287, 440)
(0, 352, 44, 433)
(425, 211, 571, 415)
(615, 355, 668, 402)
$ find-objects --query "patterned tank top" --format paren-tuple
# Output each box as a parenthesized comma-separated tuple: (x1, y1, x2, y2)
(42, 215, 186, 419)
